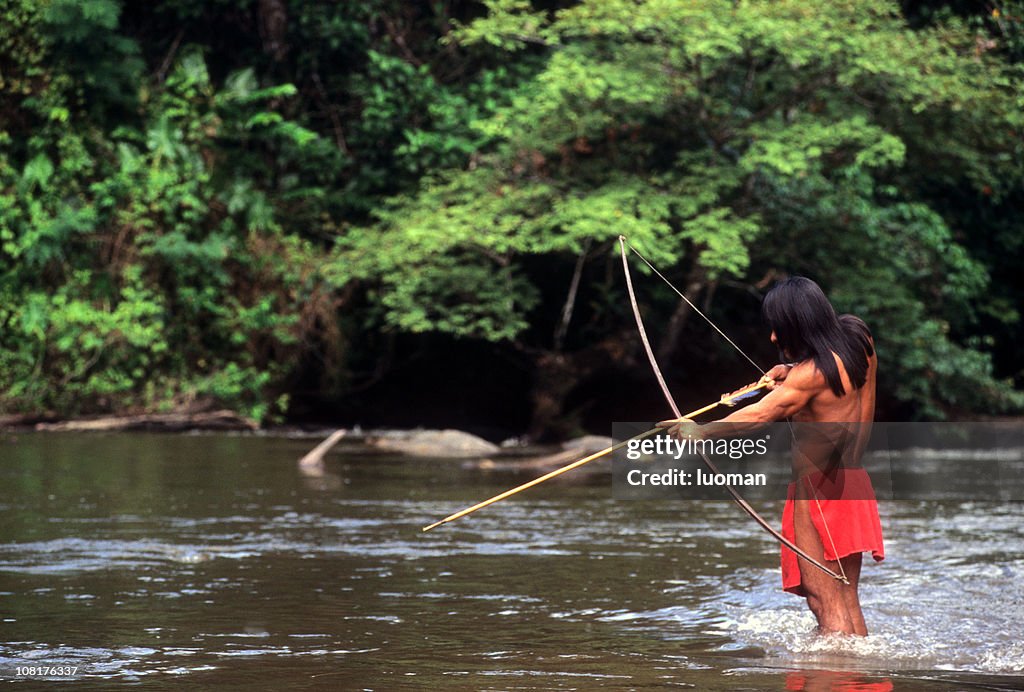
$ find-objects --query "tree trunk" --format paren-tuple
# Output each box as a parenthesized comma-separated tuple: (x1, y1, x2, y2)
(524, 332, 633, 441)
(655, 278, 705, 364)
(258, 0, 288, 61)
(526, 353, 579, 441)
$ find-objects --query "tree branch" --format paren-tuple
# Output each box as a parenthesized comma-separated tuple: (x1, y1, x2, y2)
(553, 242, 590, 352)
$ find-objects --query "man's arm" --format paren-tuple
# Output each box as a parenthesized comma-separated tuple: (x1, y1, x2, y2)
(698, 362, 820, 437)
(763, 363, 794, 388)
(717, 363, 794, 403)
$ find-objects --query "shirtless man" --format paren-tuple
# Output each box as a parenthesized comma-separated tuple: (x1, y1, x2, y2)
(662, 277, 883, 635)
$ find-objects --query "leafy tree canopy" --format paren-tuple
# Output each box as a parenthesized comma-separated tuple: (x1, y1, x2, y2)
(1, 0, 1021, 430)
(331, 0, 1024, 421)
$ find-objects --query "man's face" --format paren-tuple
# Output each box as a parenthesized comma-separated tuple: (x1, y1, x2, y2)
(770, 330, 791, 360)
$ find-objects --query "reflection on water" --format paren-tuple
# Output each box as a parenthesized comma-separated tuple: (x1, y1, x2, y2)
(0, 432, 1021, 689)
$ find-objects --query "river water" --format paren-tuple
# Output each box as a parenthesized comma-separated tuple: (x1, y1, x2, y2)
(0, 433, 1021, 689)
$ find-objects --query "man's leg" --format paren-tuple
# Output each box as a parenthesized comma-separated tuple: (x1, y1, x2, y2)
(838, 552, 866, 635)
(792, 498, 855, 634)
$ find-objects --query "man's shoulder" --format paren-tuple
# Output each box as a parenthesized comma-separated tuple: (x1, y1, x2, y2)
(786, 360, 829, 393)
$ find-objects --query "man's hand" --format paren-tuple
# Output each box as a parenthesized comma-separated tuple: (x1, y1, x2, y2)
(656, 417, 703, 441)
(762, 363, 793, 389)
(721, 378, 770, 405)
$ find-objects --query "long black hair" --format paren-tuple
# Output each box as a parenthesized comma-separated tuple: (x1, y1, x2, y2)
(762, 277, 873, 396)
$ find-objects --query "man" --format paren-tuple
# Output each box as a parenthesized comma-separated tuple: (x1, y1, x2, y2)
(662, 276, 883, 635)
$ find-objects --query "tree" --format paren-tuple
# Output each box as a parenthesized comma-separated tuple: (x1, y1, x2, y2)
(330, 0, 1023, 435)
(0, 1, 533, 422)
(0, 1, 327, 420)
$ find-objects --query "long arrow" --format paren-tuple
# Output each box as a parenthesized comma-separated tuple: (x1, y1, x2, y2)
(421, 382, 767, 533)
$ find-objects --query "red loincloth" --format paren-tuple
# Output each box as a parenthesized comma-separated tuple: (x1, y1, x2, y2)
(781, 467, 884, 596)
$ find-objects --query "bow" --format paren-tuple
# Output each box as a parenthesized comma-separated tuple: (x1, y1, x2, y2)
(619, 236, 848, 584)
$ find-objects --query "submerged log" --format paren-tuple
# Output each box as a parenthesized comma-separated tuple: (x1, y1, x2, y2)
(33, 410, 258, 432)
(298, 429, 347, 471)
(472, 435, 614, 473)
(0, 413, 61, 428)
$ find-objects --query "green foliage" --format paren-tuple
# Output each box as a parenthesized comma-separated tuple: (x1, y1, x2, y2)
(0, 0, 1020, 426)
(39, 0, 144, 117)
(333, 0, 1023, 418)
(0, 4, 334, 422)
(342, 49, 525, 211)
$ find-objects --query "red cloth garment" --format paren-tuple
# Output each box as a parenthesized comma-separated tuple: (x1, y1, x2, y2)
(785, 671, 894, 691)
(781, 467, 884, 596)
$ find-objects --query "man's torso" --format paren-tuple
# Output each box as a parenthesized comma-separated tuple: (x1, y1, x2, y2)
(788, 351, 877, 479)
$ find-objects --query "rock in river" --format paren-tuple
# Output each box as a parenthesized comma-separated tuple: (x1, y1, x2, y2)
(367, 429, 500, 458)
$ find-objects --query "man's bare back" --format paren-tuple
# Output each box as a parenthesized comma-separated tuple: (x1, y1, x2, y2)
(705, 343, 881, 633)
(662, 278, 884, 636)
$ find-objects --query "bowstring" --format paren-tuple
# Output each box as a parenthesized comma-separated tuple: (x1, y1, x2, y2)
(624, 240, 765, 377)
(806, 475, 848, 582)
(619, 236, 848, 585)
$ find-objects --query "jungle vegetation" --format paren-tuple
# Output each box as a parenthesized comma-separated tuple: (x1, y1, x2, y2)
(1, 0, 1022, 438)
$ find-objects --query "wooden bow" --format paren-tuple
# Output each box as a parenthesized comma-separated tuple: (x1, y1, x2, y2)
(618, 236, 847, 584)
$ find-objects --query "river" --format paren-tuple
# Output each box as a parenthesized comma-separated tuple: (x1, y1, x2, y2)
(1, 433, 1021, 689)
